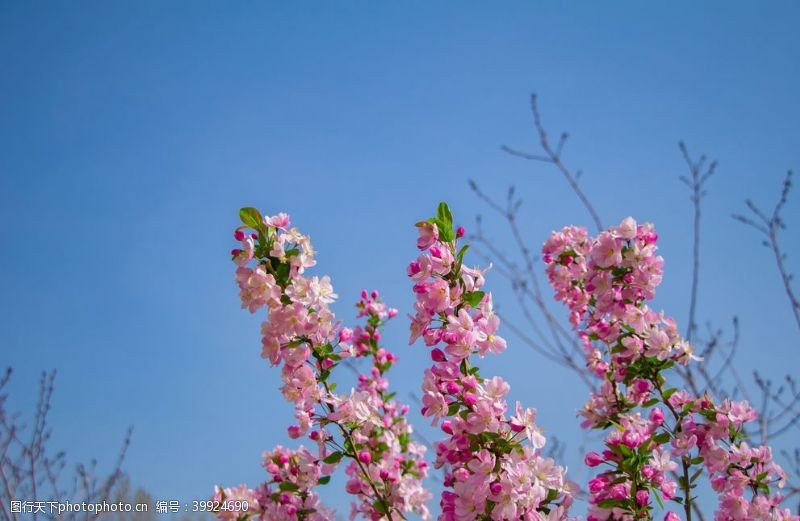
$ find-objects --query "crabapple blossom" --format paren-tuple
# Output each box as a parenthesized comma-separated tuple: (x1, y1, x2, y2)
(218, 207, 429, 521)
(407, 202, 575, 521)
(544, 217, 798, 521)
(217, 203, 797, 521)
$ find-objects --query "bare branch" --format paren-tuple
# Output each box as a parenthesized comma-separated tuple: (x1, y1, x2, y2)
(501, 94, 604, 232)
(734, 171, 800, 330)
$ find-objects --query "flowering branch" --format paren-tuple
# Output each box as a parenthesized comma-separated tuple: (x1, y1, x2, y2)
(217, 208, 429, 521)
(407, 203, 575, 520)
(544, 218, 797, 521)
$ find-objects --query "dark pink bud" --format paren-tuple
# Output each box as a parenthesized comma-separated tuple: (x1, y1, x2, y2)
(584, 451, 604, 467)
(357, 450, 371, 464)
(431, 348, 447, 362)
(490, 482, 502, 495)
(456, 226, 465, 238)
(445, 381, 461, 395)
(588, 478, 606, 493)
(371, 290, 379, 298)
(441, 420, 454, 435)
(650, 407, 665, 425)
(234, 229, 246, 241)
(463, 393, 477, 407)
(338, 328, 354, 342)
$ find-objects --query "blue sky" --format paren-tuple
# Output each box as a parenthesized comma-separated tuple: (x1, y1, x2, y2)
(1, 2, 798, 518)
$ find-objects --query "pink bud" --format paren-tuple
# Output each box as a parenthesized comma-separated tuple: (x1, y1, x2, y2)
(588, 478, 605, 493)
(338, 328, 354, 342)
(649, 407, 665, 426)
(371, 290, 379, 298)
(446, 381, 461, 395)
(357, 450, 371, 464)
(456, 226, 465, 238)
(345, 479, 361, 494)
(441, 420, 454, 435)
(490, 482, 503, 495)
(622, 430, 641, 448)
(609, 484, 627, 499)
(431, 348, 447, 362)
(453, 468, 469, 481)
(234, 229, 246, 241)
(361, 289, 368, 299)
(463, 393, 477, 407)
(584, 451, 604, 467)
(636, 490, 650, 506)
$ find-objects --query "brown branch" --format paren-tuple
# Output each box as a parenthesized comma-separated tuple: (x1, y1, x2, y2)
(501, 94, 603, 232)
(733, 170, 800, 330)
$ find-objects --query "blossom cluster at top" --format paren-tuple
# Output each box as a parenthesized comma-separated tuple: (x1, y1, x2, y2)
(408, 203, 576, 521)
(543, 218, 798, 521)
(217, 208, 430, 521)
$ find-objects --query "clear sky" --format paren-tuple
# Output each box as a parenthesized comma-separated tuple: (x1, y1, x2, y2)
(1, 2, 799, 519)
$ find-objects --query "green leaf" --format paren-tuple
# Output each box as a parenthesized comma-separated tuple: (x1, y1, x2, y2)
(462, 290, 485, 307)
(652, 432, 671, 445)
(317, 476, 331, 485)
(373, 500, 389, 515)
(322, 451, 343, 464)
(437, 202, 453, 228)
(447, 402, 460, 416)
(653, 488, 665, 509)
(597, 498, 625, 509)
(278, 482, 299, 492)
(239, 207, 264, 230)
(439, 225, 455, 243)
(456, 244, 470, 265)
(662, 388, 678, 399)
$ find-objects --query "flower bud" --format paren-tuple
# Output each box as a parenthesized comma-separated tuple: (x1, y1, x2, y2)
(357, 450, 372, 464)
(584, 451, 604, 467)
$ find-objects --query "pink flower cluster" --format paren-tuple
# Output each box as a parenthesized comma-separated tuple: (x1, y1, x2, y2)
(544, 218, 798, 521)
(408, 204, 575, 521)
(214, 446, 334, 521)
(219, 208, 429, 521)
